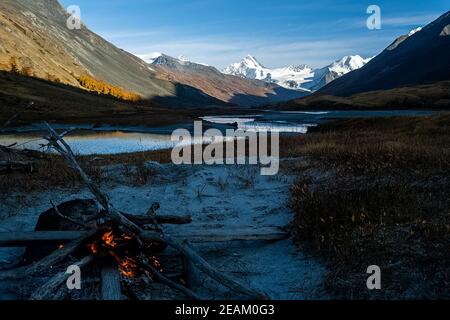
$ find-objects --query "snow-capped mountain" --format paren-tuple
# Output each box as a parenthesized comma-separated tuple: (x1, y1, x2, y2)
(387, 27, 423, 51)
(137, 53, 305, 106)
(223, 54, 372, 92)
(223, 55, 314, 91)
(319, 14, 450, 96)
(303, 55, 373, 91)
(140, 52, 209, 67)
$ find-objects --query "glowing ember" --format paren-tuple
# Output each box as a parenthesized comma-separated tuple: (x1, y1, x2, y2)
(121, 234, 133, 240)
(102, 230, 117, 248)
(84, 230, 164, 279)
(118, 257, 138, 277)
(88, 242, 98, 254)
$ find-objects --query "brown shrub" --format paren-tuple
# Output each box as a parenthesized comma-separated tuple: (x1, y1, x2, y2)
(288, 114, 450, 299)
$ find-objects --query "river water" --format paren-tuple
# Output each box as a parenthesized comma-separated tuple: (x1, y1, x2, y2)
(0, 110, 434, 155)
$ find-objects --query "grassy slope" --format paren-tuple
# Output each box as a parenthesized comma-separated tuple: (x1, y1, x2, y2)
(0, 71, 242, 127)
(277, 81, 450, 110)
(284, 113, 450, 299)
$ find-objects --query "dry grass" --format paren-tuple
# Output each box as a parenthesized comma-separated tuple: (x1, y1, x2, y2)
(0, 148, 174, 199)
(281, 113, 450, 174)
(279, 81, 450, 110)
(287, 113, 450, 299)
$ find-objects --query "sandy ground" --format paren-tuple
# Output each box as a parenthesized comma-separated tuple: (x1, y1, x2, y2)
(0, 160, 326, 300)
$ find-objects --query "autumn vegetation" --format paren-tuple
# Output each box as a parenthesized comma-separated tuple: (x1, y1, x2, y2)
(2, 57, 141, 103)
(77, 74, 141, 102)
(286, 114, 450, 299)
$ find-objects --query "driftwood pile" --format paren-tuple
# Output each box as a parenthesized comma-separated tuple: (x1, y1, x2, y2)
(0, 122, 287, 300)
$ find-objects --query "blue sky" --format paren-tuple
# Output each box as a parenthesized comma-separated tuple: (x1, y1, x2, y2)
(59, 0, 449, 69)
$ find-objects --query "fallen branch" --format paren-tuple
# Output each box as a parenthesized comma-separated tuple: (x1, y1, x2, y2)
(140, 255, 201, 300)
(30, 255, 94, 300)
(162, 235, 269, 300)
(43, 122, 142, 234)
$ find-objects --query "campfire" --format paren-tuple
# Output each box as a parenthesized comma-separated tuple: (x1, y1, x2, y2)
(0, 123, 271, 300)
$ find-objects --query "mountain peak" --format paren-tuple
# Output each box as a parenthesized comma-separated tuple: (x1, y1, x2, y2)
(318, 11, 450, 96)
(331, 55, 371, 70)
(408, 27, 423, 36)
(242, 55, 264, 68)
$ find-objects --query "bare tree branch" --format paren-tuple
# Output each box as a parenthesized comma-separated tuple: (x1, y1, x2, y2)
(43, 122, 142, 234)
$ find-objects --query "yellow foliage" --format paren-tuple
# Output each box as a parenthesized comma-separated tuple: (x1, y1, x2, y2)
(9, 57, 19, 74)
(76, 74, 141, 102)
(21, 66, 34, 77)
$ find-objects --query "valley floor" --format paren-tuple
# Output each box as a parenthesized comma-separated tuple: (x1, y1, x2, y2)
(0, 113, 448, 300)
(0, 160, 326, 300)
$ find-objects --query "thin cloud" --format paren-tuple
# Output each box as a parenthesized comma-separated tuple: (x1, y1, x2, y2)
(131, 34, 393, 69)
(382, 13, 441, 26)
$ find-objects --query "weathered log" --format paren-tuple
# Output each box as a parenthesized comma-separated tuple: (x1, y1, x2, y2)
(0, 230, 96, 281)
(182, 255, 199, 289)
(0, 228, 287, 247)
(164, 227, 288, 243)
(101, 261, 122, 300)
(0, 231, 83, 247)
(30, 255, 93, 300)
(162, 235, 269, 300)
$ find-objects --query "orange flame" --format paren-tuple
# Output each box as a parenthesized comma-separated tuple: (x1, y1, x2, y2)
(102, 230, 117, 248)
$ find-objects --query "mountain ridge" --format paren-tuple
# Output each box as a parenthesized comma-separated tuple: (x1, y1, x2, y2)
(0, 0, 227, 107)
(143, 53, 306, 106)
(222, 54, 371, 92)
(317, 11, 450, 96)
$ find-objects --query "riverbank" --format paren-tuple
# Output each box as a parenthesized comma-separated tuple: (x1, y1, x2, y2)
(1, 113, 448, 299)
(0, 159, 326, 300)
